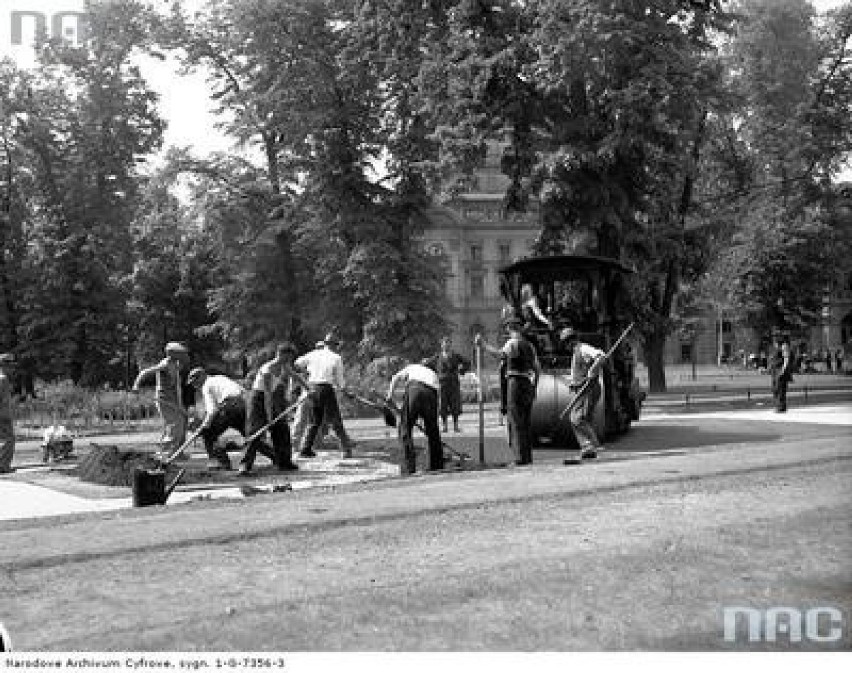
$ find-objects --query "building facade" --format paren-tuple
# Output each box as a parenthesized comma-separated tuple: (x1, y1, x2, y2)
(420, 143, 540, 359)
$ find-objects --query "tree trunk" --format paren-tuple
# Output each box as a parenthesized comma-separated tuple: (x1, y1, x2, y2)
(644, 331, 667, 393)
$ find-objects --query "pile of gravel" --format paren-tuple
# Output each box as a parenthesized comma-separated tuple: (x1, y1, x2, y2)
(74, 444, 159, 487)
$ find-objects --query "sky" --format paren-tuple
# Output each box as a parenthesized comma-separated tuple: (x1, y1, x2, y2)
(1, 0, 850, 172)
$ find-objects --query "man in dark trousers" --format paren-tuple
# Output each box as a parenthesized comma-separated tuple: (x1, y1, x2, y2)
(294, 333, 356, 459)
(0, 353, 16, 474)
(242, 342, 307, 475)
(385, 360, 443, 475)
(187, 367, 246, 470)
(770, 339, 796, 413)
(477, 317, 540, 465)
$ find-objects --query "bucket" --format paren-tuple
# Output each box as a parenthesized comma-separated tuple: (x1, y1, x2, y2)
(132, 467, 166, 507)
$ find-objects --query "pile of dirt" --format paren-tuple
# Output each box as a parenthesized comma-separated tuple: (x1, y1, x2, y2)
(74, 444, 159, 487)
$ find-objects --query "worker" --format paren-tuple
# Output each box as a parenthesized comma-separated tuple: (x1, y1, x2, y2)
(132, 342, 190, 456)
(294, 333, 356, 459)
(186, 367, 246, 470)
(242, 342, 307, 475)
(560, 327, 605, 461)
(0, 353, 16, 474)
(476, 317, 540, 465)
(385, 360, 443, 475)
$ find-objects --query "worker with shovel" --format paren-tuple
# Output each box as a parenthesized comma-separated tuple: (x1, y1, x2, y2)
(242, 342, 307, 475)
(559, 327, 606, 462)
(132, 342, 190, 457)
(385, 360, 444, 475)
(186, 367, 246, 470)
(294, 333, 356, 459)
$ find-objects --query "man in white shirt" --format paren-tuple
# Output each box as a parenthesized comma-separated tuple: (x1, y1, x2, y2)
(294, 333, 355, 458)
(560, 328, 605, 460)
(385, 361, 443, 474)
(187, 367, 246, 470)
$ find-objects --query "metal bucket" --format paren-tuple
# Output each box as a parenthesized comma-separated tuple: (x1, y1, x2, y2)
(132, 466, 185, 507)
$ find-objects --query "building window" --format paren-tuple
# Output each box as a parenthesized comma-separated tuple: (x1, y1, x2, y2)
(680, 344, 692, 363)
(470, 273, 484, 299)
(470, 244, 482, 262)
(722, 320, 732, 334)
(498, 243, 511, 263)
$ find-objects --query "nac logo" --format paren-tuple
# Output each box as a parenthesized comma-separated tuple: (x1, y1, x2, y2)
(723, 607, 845, 645)
(3, 2, 88, 52)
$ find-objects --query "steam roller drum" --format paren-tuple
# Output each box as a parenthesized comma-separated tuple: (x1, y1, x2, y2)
(531, 372, 607, 446)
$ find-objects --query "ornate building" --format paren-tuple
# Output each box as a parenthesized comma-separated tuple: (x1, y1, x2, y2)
(420, 143, 540, 358)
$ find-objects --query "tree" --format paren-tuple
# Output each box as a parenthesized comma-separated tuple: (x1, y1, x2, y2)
(14, 0, 165, 385)
(413, 0, 733, 391)
(695, 0, 852, 342)
(160, 0, 450, 361)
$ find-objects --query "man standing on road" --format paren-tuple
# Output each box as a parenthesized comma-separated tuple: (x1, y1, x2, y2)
(770, 339, 796, 413)
(560, 328, 605, 461)
(187, 367, 246, 470)
(0, 353, 16, 474)
(477, 317, 540, 466)
(385, 360, 444, 475)
(243, 343, 307, 475)
(294, 333, 356, 459)
(423, 336, 469, 434)
(132, 342, 190, 456)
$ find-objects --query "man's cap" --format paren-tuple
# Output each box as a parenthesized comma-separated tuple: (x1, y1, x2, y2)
(165, 342, 188, 354)
(0, 352, 15, 364)
(560, 327, 579, 341)
(187, 367, 207, 384)
(277, 342, 297, 356)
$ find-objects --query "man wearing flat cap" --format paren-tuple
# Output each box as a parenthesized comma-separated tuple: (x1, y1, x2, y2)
(294, 332, 356, 458)
(560, 327, 605, 460)
(0, 353, 16, 473)
(476, 317, 540, 466)
(132, 342, 190, 456)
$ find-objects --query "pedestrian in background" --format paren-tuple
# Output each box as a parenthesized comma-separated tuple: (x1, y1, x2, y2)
(385, 360, 444, 475)
(836, 348, 844, 374)
(242, 343, 307, 475)
(132, 342, 190, 456)
(294, 333, 356, 459)
(0, 353, 16, 474)
(477, 317, 540, 466)
(770, 340, 796, 413)
(186, 367, 246, 470)
(423, 336, 469, 434)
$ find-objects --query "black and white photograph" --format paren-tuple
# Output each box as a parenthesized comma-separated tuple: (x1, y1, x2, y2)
(0, 0, 850, 663)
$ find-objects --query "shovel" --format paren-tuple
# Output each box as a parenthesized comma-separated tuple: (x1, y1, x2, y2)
(340, 388, 398, 427)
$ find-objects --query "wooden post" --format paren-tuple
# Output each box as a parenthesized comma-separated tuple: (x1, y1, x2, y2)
(477, 339, 484, 465)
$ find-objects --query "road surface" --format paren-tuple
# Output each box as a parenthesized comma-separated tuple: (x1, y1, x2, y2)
(0, 405, 850, 651)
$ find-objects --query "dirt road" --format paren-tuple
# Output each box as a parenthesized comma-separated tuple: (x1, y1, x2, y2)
(2, 409, 850, 651)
